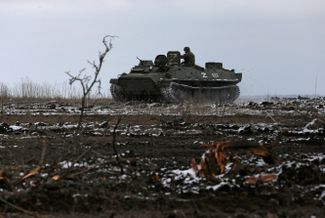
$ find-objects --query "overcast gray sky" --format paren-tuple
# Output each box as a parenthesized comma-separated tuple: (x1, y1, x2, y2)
(1, 0, 324, 96)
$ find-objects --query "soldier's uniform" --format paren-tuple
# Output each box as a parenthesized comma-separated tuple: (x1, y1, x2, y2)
(181, 47, 195, 67)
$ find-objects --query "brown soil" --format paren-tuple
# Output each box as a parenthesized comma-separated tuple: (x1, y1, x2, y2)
(0, 99, 324, 217)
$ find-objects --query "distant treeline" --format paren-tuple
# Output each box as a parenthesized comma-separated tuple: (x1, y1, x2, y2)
(0, 78, 109, 100)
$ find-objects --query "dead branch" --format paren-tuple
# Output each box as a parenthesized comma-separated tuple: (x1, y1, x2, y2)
(112, 116, 123, 174)
(20, 139, 49, 181)
(74, 146, 93, 163)
(38, 139, 48, 166)
(265, 111, 277, 123)
(21, 165, 42, 181)
(0, 197, 39, 217)
(69, 167, 97, 178)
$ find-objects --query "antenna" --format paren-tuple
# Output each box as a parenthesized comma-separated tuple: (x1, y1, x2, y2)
(314, 72, 318, 98)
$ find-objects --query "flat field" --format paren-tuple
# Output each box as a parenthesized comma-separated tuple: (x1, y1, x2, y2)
(0, 98, 324, 217)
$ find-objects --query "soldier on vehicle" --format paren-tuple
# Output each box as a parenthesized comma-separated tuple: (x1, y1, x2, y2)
(180, 47, 195, 67)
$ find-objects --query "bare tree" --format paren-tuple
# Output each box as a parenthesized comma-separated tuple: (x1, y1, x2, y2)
(0, 82, 10, 113)
(66, 35, 116, 129)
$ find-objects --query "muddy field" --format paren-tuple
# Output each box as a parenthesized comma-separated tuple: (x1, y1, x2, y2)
(0, 97, 324, 218)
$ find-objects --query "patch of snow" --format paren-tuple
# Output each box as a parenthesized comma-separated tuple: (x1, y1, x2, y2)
(59, 161, 89, 169)
(73, 193, 89, 198)
(237, 125, 250, 133)
(162, 178, 172, 187)
(224, 163, 233, 174)
(60, 161, 73, 169)
(305, 153, 325, 162)
(290, 137, 311, 142)
(119, 174, 129, 180)
(40, 173, 49, 178)
(256, 158, 266, 167)
(304, 118, 323, 130)
(206, 181, 230, 191)
(9, 125, 23, 131)
(62, 124, 78, 129)
(172, 168, 197, 180)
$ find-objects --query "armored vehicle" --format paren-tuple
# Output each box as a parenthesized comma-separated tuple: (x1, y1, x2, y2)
(110, 51, 242, 104)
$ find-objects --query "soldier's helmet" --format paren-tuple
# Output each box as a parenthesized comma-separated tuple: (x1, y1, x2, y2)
(183, 47, 190, 52)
